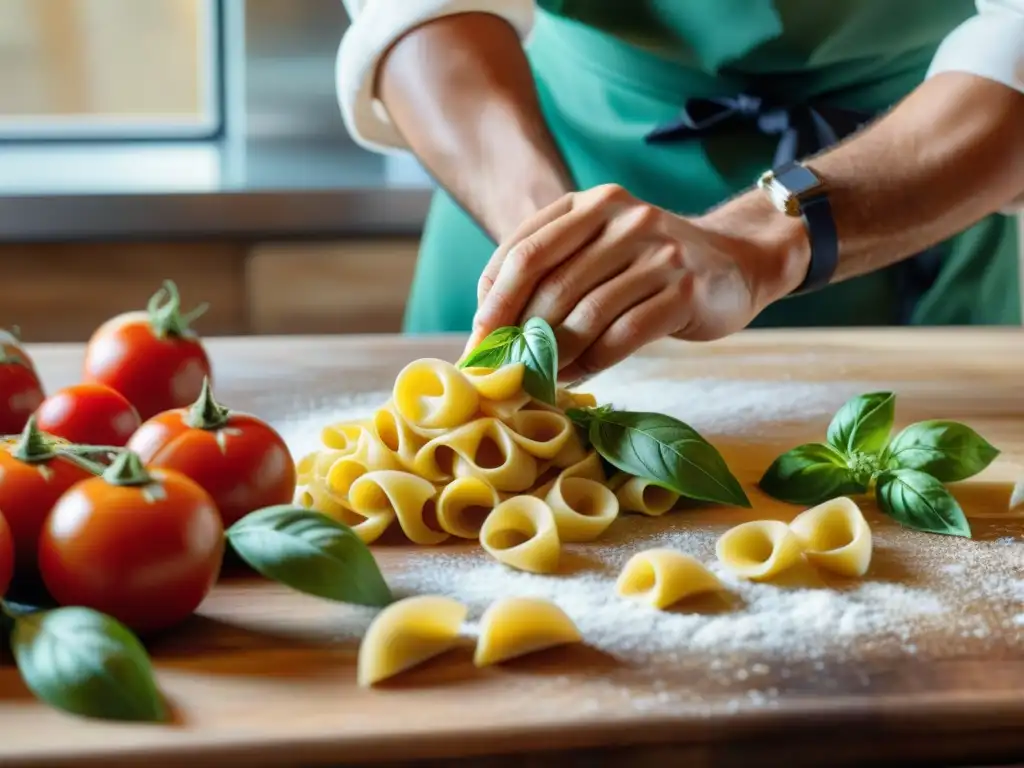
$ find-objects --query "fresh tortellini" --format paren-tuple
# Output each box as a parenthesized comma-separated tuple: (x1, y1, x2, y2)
(480, 495, 561, 574)
(789, 496, 872, 577)
(616, 548, 724, 609)
(473, 597, 582, 667)
(716, 520, 804, 582)
(357, 596, 468, 687)
(294, 355, 698, 549)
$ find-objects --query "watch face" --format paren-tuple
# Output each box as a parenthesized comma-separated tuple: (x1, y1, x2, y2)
(776, 163, 821, 197)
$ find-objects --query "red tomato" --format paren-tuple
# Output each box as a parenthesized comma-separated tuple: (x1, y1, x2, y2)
(82, 280, 212, 420)
(34, 383, 142, 448)
(127, 378, 296, 528)
(0, 417, 95, 581)
(0, 328, 45, 436)
(0, 513, 14, 598)
(39, 450, 224, 634)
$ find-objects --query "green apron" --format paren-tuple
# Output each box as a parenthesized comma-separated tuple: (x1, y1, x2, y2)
(404, 0, 1022, 333)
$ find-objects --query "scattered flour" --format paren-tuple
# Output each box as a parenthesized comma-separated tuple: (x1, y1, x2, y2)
(269, 376, 1024, 707)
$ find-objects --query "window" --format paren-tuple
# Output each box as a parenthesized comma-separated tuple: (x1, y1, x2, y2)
(0, 0, 221, 140)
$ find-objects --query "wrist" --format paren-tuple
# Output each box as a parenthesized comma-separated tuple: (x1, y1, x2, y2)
(696, 191, 812, 308)
(483, 152, 574, 242)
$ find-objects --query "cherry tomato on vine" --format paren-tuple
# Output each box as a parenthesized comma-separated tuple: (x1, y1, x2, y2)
(127, 377, 297, 528)
(0, 417, 95, 581)
(34, 383, 142, 448)
(0, 513, 14, 598)
(39, 451, 224, 634)
(82, 280, 212, 420)
(0, 328, 45, 437)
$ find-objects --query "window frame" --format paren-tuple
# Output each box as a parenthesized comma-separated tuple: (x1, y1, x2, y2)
(0, 0, 224, 142)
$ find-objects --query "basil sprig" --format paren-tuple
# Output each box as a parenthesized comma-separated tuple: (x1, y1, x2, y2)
(759, 391, 999, 537)
(227, 505, 393, 607)
(458, 317, 557, 405)
(461, 318, 748, 508)
(8, 605, 167, 722)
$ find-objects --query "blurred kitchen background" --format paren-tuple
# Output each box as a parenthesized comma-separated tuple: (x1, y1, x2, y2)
(0, 0, 434, 341)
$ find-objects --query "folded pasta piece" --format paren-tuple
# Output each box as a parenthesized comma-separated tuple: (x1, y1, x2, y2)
(347, 430, 404, 473)
(297, 448, 349, 486)
(320, 421, 371, 452)
(393, 358, 479, 432)
(615, 476, 679, 516)
(357, 596, 468, 687)
(788, 497, 872, 578)
(473, 597, 582, 667)
(544, 467, 618, 543)
(415, 418, 538, 492)
(562, 452, 606, 483)
(480, 496, 560, 574)
(436, 476, 500, 539)
(479, 391, 532, 421)
(715, 520, 804, 582)
(556, 388, 598, 411)
(461, 363, 525, 401)
(505, 410, 574, 460)
(349, 470, 447, 545)
(371, 402, 426, 470)
(549, 436, 589, 469)
(325, 456, 370, 502)
(297, 478, 361, 524)
(616, 549, 724, 609)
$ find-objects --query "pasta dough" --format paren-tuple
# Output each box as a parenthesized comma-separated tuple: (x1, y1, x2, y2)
(414, 418, 538, 491)
(393, 358, 479, 432)
(789, 496, 872, 578)
(716, 520, 804, 581)
(614, 476, 679, 516)
(349, 470, 447, 545)
(473, 597, 582, 667)
(616, 548, 724, 609)
(480, 496, 561, 573)
(543, 454, 619, 542)
(436, 476, 500, 538)
(357, 596, 468, 687)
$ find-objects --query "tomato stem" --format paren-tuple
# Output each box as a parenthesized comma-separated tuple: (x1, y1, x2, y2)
(186, 376, 230, 430)
(102, 451, 154, 487)
(9, 416, 58, 463)
(146, 280, 209, 339)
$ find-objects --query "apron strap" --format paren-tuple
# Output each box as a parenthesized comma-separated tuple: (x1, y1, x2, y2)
(645, 95, 942, 324)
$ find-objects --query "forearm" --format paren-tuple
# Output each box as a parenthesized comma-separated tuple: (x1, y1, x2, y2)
(700, 73, 1024, 299)
(377, 13, 574, 241)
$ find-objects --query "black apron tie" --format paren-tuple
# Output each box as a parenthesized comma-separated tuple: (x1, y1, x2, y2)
(644, 94, 942, 324)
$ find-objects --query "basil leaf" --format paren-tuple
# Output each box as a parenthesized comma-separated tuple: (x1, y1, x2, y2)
(826, 392, 895, 456)
(758, 442, 867, 505)
(587, 410, 750, 507)
(875, 468, 971, 537)
(227, 505, 393, 607)
(457, 326, 519, 370)
(506, 317, 558, 405)
(885, 420, 1000, 482)
(11, 607, 166, 722)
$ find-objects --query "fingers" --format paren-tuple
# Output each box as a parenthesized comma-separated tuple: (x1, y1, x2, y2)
(519, 203, 661, 328)
(476, 194, 574, 308)
(470, 192, 615, 344)
(557, 284, 688, 383)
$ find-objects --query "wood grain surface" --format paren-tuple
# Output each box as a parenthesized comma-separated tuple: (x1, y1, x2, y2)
(0, 329, 1022, 768)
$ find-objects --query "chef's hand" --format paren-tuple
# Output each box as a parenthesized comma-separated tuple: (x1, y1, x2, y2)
(466, 184, 808, 382)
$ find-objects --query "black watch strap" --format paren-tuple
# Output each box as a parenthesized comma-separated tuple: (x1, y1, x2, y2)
(791, 192, 839, 295)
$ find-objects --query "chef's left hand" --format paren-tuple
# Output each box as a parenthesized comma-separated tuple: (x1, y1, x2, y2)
(466, 184, 799, 382)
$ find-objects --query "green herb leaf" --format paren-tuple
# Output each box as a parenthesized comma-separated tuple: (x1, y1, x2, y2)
(875, 468, 971, 537)
(227, 505, 393, 607)
(508, 317, 558, 405)
(826, 392, 896, 456)
(458, 318, 558, 405)
(11, 607, 166, 722)
(758, 442, 868, 505)
(586, 410, 750, 507)
(457, 326, 519, 370)
(884, 420, 1000, 482)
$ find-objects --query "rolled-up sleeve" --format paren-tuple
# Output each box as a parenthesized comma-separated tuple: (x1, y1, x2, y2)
(337, 0, 535, 154)
(927, 0, 1024, 212)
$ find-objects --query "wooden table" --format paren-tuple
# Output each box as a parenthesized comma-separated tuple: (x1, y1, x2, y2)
(1, 329, 1022, 768)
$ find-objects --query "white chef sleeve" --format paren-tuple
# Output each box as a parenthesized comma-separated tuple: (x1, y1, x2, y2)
(927, 0, 1024, 212)
(337, 0, 535, 155)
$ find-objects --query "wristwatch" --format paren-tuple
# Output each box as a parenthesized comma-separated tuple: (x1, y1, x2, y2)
(756, 160, 838, 295)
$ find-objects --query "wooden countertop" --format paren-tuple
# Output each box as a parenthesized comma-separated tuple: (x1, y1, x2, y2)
(1, 329, 1022, 768)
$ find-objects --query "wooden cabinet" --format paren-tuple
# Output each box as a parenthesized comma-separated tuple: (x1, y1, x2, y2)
(0, 238, 419, 342)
